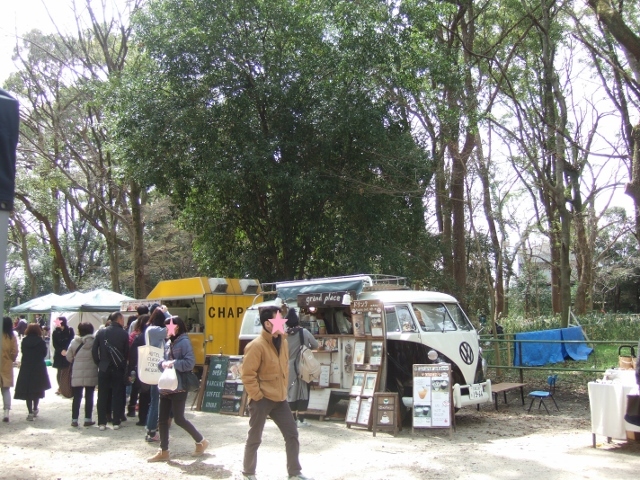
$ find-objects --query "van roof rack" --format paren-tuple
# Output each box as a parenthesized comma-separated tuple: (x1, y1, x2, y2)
(364, 274, 408, 291)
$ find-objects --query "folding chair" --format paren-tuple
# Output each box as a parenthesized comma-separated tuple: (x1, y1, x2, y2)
(527, 375, 559, 414)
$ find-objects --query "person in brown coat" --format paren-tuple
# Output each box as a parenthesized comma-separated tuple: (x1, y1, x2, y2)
(1, 317, 19, 422)
(241, 306, 311, 480)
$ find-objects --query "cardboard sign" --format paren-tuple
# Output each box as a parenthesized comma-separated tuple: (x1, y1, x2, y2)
(201, 356, 230, 413)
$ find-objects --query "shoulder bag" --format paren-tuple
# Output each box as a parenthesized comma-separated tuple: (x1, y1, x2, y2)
(60, 341, 84, 398)
(296, 329, 321, 383)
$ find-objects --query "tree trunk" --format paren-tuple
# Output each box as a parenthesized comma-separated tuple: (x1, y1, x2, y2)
(11, 216, 37, 298)
(130, 180, 148, 298)
(15, 193, 77, 292)
(625, 126, 640, 250)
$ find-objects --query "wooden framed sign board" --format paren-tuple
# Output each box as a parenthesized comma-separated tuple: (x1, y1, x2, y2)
(412, 364, 454, 437)
(372, 392, 400, 437)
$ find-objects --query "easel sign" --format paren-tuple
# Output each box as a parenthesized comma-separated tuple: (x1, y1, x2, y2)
(412, 364, 454, 436)
(372, 393, 400, 437)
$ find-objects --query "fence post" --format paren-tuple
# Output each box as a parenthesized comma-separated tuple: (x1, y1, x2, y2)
(492, 317, 502, 377)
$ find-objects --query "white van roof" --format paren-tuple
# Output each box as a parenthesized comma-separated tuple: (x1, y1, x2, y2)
(358, 290, 459, 304)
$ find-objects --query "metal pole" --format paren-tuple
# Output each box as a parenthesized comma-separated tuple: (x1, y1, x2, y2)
(0, 210, 8, 317)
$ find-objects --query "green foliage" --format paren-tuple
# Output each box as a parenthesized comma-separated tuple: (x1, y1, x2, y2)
(110, 0, 437, 281)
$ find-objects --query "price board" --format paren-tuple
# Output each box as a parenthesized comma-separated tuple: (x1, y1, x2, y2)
(372, 393, 399, 437)
(201, 355, 230, 413)
(412, 364, 454, 436)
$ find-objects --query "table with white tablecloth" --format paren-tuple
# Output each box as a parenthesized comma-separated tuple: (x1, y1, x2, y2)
(588, 375, 640, 447)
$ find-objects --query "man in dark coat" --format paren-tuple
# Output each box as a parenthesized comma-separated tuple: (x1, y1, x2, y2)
(92, 311, 129, 430)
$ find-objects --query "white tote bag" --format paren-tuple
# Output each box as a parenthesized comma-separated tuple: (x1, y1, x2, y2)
(137, 329, 163, 385)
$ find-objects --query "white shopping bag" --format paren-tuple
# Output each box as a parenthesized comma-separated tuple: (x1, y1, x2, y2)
(137, 328, 163, 385)
(158, 365, 178, 391)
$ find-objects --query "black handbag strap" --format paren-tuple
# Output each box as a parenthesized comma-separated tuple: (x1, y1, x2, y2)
(69, 340, 84, 364)
(294, 328, 305, 378)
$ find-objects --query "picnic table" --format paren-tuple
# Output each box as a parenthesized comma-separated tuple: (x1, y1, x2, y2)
(489, 382, 526, 410)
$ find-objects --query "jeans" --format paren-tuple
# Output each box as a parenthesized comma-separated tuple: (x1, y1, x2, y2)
(2, 387, 10, 410)
(72, 386, 95, 421)
(243, 398, 301, 477)
(146, 385, 159, 433)
(97, 367, 125, 426)
(138, 386, 150, 424)
(158, 391, 203, 451)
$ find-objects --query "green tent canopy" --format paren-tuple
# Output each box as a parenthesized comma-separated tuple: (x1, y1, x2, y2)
(9, 292, 62, 314)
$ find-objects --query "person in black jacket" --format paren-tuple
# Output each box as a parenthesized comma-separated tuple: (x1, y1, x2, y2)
(92, 311, 129, 431)
(128, 314, 150, 424)
(51, 316, 74, 395)
(14, 324, 51, 420)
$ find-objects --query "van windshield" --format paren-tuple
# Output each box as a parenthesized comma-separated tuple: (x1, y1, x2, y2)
(444, 303, 473, 331)
(412, 304, 455, 332)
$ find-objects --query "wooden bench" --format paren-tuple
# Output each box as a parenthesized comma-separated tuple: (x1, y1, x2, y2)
(489, 382, 526, 410)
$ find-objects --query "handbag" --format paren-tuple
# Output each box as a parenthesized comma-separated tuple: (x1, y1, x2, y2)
(59, 366, 73, 398)
(624, 393, 640, 426)
(295, 330, 321, 383)
(137, 328, 163, 385)
(158, 366, 179, 391)
(60, 342, 84, 399)
(181, 371, 200, 392)
(618, 345, 637, 370)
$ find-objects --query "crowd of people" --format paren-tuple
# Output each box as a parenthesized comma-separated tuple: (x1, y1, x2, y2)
(0, 303, 316, 480)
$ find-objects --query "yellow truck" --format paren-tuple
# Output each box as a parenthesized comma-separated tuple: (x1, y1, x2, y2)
(123, 277, 261, 367)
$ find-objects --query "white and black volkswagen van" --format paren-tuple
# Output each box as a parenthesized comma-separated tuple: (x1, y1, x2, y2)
(238, 275, 491, 409)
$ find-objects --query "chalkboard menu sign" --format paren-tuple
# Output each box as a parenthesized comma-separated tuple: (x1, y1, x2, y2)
(373, 393, 399, 437)
(220, 380, 245, 415)
(201, 356, 230, 413)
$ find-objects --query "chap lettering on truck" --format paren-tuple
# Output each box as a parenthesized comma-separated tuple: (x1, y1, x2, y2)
(208, 306, 245, 319)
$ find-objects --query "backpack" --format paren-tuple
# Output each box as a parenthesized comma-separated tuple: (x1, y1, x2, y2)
(295, 330, 321, 383)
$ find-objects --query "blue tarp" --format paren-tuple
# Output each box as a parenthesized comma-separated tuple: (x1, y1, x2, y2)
(561, 326, 593, 361)
(513, 327, 593, 366)
(514, 329, 565, 366)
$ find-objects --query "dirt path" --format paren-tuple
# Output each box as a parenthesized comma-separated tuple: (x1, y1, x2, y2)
(1, 367, 639, 480)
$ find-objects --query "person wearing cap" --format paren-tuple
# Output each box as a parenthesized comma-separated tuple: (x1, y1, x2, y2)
(285, 308, 318, 427)
(241, 306, 312, 480)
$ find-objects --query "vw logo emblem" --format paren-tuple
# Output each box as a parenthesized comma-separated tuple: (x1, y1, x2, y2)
(459, 342, 474, 365)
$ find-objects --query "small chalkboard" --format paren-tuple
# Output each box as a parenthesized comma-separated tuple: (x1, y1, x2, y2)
(372, 393, 399, 437)
(201, 355, 230, 413)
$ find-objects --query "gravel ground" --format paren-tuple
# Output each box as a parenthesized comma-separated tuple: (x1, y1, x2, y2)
(1, 367, 639, 480)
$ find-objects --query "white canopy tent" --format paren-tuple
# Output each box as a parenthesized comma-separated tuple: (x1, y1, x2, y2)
(50, 289, 134, 332)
